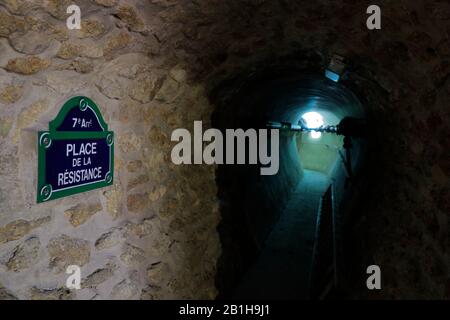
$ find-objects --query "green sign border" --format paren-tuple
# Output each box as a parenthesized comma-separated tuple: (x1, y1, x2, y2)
(37, 96, 114, 203)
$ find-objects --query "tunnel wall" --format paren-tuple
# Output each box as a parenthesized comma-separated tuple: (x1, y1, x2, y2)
(244, 132, 303, 248)
(327, 135, 368, 292)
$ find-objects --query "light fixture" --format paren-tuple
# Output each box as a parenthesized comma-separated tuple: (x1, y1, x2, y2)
(325, 69, 340, 82)
(325, 54, 346, 82)
(301, 112, 324, 139)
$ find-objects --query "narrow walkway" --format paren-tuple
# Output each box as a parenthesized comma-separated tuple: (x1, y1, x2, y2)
(233, 170, 329, 299)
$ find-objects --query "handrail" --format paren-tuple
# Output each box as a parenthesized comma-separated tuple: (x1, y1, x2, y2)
(308, 184, 337, 299)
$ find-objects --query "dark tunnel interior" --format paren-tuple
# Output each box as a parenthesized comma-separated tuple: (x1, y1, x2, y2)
(210, 60, 380, 299)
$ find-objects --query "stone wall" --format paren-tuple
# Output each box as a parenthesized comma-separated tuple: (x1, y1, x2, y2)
(0, 0, 220, 300)
(0, 0, 449, 299)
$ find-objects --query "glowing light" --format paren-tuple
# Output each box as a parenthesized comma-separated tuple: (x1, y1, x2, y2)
(302, 112, 324, 139)
(310, 131, 322, 139)
(325, 69, 340, 82)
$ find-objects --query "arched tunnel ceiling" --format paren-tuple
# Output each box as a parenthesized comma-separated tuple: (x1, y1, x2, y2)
(213, 69, 366, 128)
(258, 74, 365, 124)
